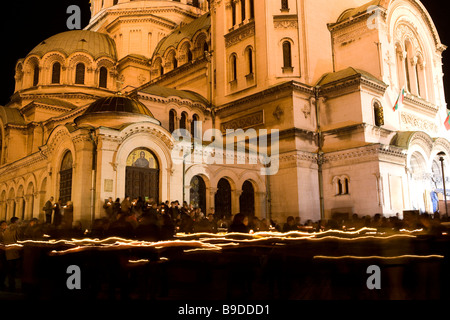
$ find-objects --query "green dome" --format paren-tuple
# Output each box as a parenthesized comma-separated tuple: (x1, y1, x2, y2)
(28, 30, 117, 60)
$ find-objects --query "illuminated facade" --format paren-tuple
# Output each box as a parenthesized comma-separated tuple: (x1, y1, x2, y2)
(0, 0, 448, 228)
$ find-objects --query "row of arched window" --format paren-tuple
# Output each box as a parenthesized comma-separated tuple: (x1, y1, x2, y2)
(169, 110, 201, 138)
(31, 62, 109, 89)
(152, 35, 209, 78)
(395, 37, 429, 101)
(229, 46, 254, 83)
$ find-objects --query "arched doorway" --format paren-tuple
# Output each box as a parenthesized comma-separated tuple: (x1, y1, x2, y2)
(59, 151, 73, 205)
(215, 178, 232, 219)
(240, 180, 255, 217)
(409, 151, 429, 213)
(190, 175, 206, 214)
(125, 148, 160, 203)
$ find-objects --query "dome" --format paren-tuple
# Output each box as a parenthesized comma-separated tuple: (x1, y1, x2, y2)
(28, 30, 117, 60)
(75, 96, 160, 129)
(85, 96, 155, 117)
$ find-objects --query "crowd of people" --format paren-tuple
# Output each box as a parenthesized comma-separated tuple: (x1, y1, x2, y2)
(1, 194, 449, 292)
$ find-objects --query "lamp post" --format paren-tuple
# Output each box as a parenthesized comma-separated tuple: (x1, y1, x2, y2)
(438, 151, 448, 218)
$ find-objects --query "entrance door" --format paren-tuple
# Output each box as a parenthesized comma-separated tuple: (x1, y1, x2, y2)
(125, 167, 159, 203)
(125, 148, 160, 203)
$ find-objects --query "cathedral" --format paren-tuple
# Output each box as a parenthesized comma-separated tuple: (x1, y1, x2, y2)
(0, 0, 448, 228)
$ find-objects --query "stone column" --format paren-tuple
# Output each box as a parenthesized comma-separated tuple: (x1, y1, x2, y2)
(207, 187, 218, 215)
(73, 135, 95, 229)
(232, 189, 242, 215)
(255, 191, 266, 219)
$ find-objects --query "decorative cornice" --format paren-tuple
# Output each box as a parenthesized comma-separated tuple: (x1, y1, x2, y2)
(273, 14, 299, 29)
(217, 81, 313, 113)
(323, 144, 406, 166)
(135, 91, 210, 112)
(0, 152, 47, 177)
(320, 74, 388, 96)
(225, 21, 255, 48)
(400, 112, 438, 135)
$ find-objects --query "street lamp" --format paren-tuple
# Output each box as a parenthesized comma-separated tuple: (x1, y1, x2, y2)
(438, 151, 448, 218)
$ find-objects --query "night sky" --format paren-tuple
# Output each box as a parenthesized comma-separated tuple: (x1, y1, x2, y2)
(0, 0, 448, 106)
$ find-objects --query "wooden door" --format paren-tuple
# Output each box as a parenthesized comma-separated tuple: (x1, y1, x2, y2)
(125, 167, 159, 203)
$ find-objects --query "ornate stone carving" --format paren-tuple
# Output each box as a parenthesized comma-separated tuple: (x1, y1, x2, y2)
(400, 112, 438, 134)
(273, 15, 298, 29)
(225, 22, 255, 48)
(273, 106, 284, 121)
(221, 110, 264, 132)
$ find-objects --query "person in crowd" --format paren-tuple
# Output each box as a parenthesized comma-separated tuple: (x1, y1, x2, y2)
(3, 217, 22, 292)
(53, 199, 63, 227)
(63, 201, 74, 229)
(43, 196, 54, 224)
(160, 213, 175, 240)
(113, 198, 121, 220)
(23, 218, 43, 240)
(207, 213, 218, 233)
(121, 196, 132, 216)
(103, 197, 115, 221)
(283, 216, 298, 232)
(228, 213, 250, 233)
(106, 213, 134, 239)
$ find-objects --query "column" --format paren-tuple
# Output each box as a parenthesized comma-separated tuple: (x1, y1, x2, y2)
(232, 189, 242, 215)
(207, 187, 218, 215)
(255, 191, 266, 219)
(410, 56, 419, 96)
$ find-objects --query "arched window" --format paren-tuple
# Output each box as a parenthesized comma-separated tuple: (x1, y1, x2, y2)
(231, 1, 237, 27)
(51, 62, 61, 84)
(113, 0, 119, 5)
(169, 109, 176, 133)
(173, 56, 178, 69)
(191, 114, 200, 139)
(404, 41, 412, 93)
(180, 112, 187, 130)
(334, 176, 350, 195)
(282, 41, 292, 69)
(374, 101, 384, 127)
(33, 65, 40, 86)
(75, 63, 85, 85)
(247, 47, 254, 75)
(99, 66, 108, 88)
(59, 151, 73, 205)
(230, 54, 237, 82)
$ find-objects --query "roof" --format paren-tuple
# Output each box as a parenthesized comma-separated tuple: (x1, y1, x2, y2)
(316, 67, 387, 87)
(28, 30, 117, 60)
(153, 13, 211, 58)
(337, 0, 383, 23)
(85, 96, 154, 117)
(139, 85, 209, 105)
(31, 98, 78, 110)
(0, 106, 26, 126)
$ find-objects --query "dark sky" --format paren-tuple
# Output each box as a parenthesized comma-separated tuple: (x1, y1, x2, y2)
(0, 0, 448, 106)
